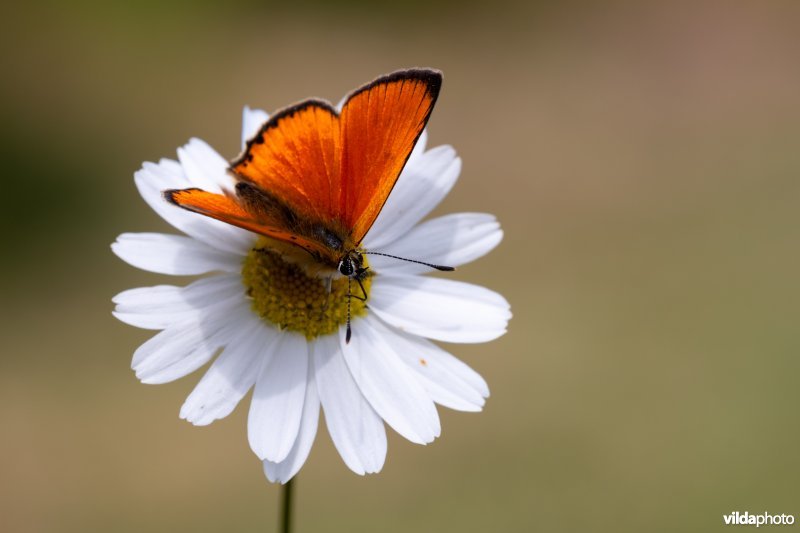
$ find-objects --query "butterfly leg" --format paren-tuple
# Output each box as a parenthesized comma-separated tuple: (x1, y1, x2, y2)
(350, 267, 370, 302)
(317, 275, 334, 328)
(348, 280, 368, 301)
(319, 275, 333, 311)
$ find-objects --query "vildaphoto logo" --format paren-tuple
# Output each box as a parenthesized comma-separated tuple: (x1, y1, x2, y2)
(723, 512, 795, 527)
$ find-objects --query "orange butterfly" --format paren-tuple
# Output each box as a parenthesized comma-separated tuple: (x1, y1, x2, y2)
(164, 69, 453, 340)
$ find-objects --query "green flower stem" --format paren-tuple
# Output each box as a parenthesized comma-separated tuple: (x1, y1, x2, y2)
(280, 478, 294, 533)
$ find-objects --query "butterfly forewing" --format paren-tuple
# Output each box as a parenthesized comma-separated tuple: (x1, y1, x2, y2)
(231, 100, 341, 225)
(339, 69, 442, 244)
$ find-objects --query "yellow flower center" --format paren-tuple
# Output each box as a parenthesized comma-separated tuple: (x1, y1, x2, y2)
(241, 237, 371, 339)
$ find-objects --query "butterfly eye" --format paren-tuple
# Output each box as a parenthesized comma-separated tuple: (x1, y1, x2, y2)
(338, 257, 354, 277)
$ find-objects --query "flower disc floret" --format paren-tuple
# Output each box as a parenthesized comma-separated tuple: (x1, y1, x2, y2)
(242, 238, 371, 339)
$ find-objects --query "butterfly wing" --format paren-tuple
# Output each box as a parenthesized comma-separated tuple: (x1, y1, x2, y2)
(164, 188, 340, 264)
(231, 100, 342, 226)
(338, 68, 442, 244)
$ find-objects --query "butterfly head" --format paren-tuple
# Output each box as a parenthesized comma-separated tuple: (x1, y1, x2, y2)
(338, 250, 368, 280)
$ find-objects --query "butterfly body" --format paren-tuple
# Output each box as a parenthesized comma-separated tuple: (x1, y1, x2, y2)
(164, 68, 442, 284)
(232, 180, 353, 272)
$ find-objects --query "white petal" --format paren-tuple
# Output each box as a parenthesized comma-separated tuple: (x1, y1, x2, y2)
(180, 314, 274, 426)
(242, 106, 269, 149)
(139, 158, 192, 189)
(342, 315, 440, 444)
(152, 157, 185, 179)
(314, 333, 386, 475)
(177, 138, 232, 193)
(134, 161, 254, 256)
(425, 343, 490, 399)
(376, 322, 488, 412)
(132, 300, 250, 384)
(112, 274, 243, 330)
(248, 333, 309, 463)
(407, 128, 428, 164)
(364, 145, 460, 249)
(369, 276, 511, 343)
(367, 213, 503, 275)
(111, 233, 241, 275)
(263, 362, 320, 483)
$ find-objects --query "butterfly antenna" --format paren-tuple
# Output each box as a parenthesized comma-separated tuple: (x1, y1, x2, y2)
(364, 252, 455, 271)
(346, 277, 352, 344)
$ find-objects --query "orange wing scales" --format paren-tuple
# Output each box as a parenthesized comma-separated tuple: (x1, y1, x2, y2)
(165, 68, 442, 261)
(339, 70, 441, 243)
(232, 101, 341, 225)
(164, 188, 338, 264)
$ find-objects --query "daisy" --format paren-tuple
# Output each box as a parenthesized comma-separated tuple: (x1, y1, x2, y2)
(112, 104, 511, 484)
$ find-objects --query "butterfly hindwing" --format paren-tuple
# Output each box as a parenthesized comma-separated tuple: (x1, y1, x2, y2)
(164, 188, 340, 265)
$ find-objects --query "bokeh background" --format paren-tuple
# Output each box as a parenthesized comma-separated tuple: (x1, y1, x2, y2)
(2, 1, 800, 531)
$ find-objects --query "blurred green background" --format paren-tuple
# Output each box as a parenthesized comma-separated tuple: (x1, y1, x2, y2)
(2, 1, 800, 531)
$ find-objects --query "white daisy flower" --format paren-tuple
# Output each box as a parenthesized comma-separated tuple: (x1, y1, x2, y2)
(112, 105, 511, 484)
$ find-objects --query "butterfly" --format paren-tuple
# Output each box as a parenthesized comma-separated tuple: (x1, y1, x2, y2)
(164, 68, 453, 340)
